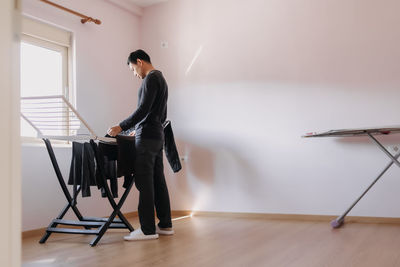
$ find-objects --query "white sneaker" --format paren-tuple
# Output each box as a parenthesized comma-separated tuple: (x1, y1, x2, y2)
(124, 228, 159, 241)
(156, 225, 175, 235)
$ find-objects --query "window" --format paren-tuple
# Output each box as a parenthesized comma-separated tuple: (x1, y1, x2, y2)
(20, 16, 72, 138)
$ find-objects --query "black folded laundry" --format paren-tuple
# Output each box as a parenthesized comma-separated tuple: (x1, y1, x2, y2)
(100, 136, 118, 160)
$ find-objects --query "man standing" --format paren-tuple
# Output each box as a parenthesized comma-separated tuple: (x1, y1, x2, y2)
(108, 49, 174, 241)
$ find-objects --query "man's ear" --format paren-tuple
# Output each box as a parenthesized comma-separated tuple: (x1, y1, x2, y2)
(137, 59, 143, 66)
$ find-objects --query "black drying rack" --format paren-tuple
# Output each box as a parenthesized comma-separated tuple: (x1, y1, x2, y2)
(21, 95, 134, 246)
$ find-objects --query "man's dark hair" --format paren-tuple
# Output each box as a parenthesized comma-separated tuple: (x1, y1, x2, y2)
(127, 49, 151, 65)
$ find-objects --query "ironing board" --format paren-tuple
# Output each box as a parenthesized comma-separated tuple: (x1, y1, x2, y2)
(21, 95, 134, 246)
(303, 126, 400, 228)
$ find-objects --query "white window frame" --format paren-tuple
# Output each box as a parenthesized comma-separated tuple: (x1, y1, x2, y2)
(20, 34, 69, 97)
(20, 16, 73, 144)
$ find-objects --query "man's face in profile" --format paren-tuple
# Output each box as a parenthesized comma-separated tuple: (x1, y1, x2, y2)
(129, 61, 143, 79)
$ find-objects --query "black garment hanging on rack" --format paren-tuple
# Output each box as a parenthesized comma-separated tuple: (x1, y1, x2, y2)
(116, 135, 136, 188)
(88, 135, 136, 198)
(91, 140, 119, 198)
(163, 121, 182, 173)
(69, 141, 119, 199)
(68, 142, 97, 198)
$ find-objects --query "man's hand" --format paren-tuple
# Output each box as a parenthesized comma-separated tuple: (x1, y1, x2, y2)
(107, 125, 122, 137)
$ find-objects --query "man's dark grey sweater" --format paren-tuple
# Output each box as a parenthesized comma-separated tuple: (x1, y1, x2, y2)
(119, 70, 168, 140)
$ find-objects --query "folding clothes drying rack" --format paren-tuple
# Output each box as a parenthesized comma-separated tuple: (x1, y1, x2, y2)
(21, 95, 134, 246)
(303, 126, 400, 228)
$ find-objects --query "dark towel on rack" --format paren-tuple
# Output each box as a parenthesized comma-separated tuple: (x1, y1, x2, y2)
(89, 140, 104, 190)
(98, 141, 119, 198)
(104, 158, 118, 198)
(163, 121, 182, 173)
(88, 140, 118, 198)
(68, 142, 96, 198)
(83, 142, 97, 186)
(116, 135, 136, 188)
(68, 142, 82, 199)
(84, 137, 136, 198)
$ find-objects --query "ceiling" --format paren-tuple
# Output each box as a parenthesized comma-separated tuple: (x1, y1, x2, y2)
(125, 0, 169, 7)
(106, 0, 169, 16)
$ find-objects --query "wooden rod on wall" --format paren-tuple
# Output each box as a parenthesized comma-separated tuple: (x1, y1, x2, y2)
(39, 0, 101, 25)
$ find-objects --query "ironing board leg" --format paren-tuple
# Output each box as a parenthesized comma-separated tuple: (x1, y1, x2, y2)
(368, 133, 400, 168)
(331, 135, 400, 228)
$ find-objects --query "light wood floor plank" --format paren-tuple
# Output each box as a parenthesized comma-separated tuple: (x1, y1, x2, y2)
(22, 215, 400, 267)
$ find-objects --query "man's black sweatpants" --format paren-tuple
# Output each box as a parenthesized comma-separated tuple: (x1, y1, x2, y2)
(134, 138, 172, 235)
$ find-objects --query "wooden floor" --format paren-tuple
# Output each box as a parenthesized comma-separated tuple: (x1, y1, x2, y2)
(22, 215, 400, 267)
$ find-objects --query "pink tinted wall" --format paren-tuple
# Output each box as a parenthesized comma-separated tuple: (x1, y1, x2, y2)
(142, 0, 400, 216)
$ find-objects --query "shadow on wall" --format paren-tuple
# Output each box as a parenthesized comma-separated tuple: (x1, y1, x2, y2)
(186, 142, 215, 185)
(165, 139, 215, 208)
(169, 136, 268, 211)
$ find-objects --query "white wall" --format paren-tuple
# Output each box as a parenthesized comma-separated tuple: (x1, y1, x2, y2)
(21, 0, 142, 231)
(21, 0, 400, 234)
(142, 0, 400, 217)
(0, 0, 21, 266)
